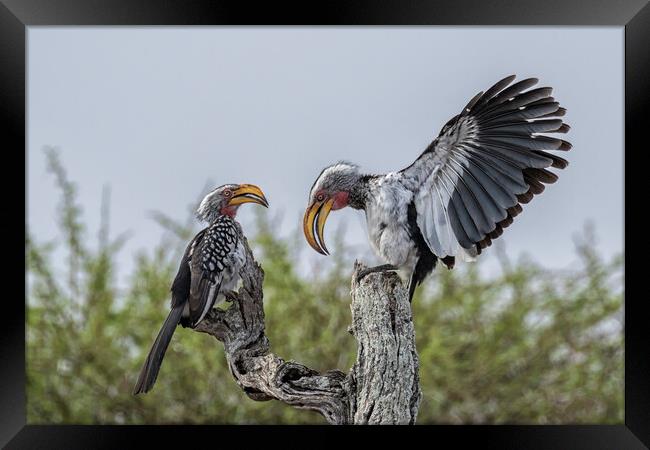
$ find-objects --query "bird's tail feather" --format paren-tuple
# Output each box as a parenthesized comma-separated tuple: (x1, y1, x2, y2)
(407, 273, 418, 302)
(408, 255, 438, 302)
(133, 304, 184, 395)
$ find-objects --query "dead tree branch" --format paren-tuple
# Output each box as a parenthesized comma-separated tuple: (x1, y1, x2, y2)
(194, 236, 421, 424)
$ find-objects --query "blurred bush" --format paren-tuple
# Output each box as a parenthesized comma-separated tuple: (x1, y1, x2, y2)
(26, 149, 623, 424)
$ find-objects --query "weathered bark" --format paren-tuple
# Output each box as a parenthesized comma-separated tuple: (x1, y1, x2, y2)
(348, 261, 421, 424)
(194, 235, 421, 424)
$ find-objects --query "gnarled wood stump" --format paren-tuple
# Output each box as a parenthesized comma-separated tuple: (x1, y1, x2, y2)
(194, 235, 421, 424)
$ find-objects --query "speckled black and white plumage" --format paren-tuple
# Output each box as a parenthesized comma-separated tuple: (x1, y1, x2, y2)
(186, 215, 246, 327)
(307, 75, 571, 301)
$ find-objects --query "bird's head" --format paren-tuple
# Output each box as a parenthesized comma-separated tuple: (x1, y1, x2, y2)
(303, 162, 361, 255)
(196, 183, 268, 222)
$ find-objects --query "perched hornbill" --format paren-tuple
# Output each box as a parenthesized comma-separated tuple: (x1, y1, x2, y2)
(303, 75, 571, 301)
(133, 183, 268, 394)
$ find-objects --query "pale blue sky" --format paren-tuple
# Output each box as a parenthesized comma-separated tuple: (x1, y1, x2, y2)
(27, 27, 623, 287)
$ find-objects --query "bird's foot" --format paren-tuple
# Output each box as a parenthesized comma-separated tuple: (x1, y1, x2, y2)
(223, 290, 239, 302)
(356, 264, 399, 283)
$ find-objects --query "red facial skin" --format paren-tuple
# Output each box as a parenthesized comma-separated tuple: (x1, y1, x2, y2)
(315, 190, 349, 210)
(220, 205, 239, 217)
(331, 191, 350, 210)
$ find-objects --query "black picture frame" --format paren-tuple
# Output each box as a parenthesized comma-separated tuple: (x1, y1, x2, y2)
(4, 0, 647, 447)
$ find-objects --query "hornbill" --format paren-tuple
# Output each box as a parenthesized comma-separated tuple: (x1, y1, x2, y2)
(303, 75, 571, 301)
(133, 183, 268, 394)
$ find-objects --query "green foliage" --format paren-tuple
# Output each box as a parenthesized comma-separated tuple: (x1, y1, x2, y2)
(27, 150, 623, 424)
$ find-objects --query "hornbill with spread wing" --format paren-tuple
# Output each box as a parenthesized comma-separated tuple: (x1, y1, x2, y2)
(133, 183, 268, 394)
(303, 75, 571, 301)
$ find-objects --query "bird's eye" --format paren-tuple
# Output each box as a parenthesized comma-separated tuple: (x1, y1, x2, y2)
(316, 193, 325, 202)
(223, 189, 232, 198)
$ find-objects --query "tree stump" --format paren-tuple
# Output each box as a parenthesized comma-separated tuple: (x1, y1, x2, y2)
(194, 235, 421, 424)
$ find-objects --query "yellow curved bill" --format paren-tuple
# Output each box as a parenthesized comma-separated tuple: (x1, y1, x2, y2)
(229, 184, 269, 207)
(303, 198, 334, 255)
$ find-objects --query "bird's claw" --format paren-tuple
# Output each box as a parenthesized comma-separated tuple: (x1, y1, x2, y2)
(223, 290, 239, 302)
(356, 270, 371, 284)
(355, 264, 398, 283)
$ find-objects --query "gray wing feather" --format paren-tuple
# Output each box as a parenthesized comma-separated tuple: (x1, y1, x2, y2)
(439, 169, 482, 243)
(465, 144, 529, 191)
(431, 176, 456, 255)
(444, 162, 493, 236)
(455, 147, 522, 206)
(399, 75, 571, 259)
(447, 155, 507, 226)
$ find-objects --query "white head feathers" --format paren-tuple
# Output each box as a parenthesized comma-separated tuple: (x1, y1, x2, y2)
(308, 161, 360, 200)
(196, 184, 237, 223)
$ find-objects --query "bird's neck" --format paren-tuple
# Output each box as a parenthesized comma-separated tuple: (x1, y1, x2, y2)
(220, 205, 239, 218)
(204, 212, 236, 227)
(348, 174, 374, 210)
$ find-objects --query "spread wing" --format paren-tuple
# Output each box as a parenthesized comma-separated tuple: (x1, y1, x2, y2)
(188, 217, 240, 327)
(399, 75, 570, 261)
